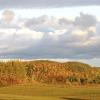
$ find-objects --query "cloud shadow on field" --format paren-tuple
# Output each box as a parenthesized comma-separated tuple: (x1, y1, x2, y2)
(61, 97, 88, 100)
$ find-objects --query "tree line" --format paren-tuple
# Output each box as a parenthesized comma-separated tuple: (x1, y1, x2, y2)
(0, 60, 100, 87)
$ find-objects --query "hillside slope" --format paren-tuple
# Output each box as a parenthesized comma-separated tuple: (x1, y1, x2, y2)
(0, 60, 100, 86)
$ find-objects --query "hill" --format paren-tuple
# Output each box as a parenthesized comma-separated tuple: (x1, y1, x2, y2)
(63, 61, 91, 72)
(0, 60, 100, 86)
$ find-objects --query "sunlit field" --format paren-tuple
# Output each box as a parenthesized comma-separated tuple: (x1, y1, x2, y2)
(0, 83, 100, 100)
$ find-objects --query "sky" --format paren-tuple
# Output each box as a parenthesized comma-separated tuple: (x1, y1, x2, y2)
(0, 0, 100, 66)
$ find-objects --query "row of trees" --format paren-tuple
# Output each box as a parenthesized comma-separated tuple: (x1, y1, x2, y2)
(0, 60, 100, 86)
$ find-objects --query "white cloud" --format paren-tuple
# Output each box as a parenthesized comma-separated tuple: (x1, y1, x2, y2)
(16, 28, 44, 40)
(0, 28, 16, 35)
(72, 29, 87, 36)
(0, 27, 44, 54)
(49, 29, 67, 37)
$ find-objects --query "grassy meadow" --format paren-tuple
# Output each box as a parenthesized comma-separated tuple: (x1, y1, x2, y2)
(0, 83, 100, 100)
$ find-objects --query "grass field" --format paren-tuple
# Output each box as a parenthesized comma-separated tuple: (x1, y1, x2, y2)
(0, 83, 100, 100)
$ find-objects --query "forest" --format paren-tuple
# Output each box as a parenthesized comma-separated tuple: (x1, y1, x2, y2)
(0, 60, 100, 87)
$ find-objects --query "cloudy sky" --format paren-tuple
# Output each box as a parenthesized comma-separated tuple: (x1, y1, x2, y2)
(0, 0, 100, 66)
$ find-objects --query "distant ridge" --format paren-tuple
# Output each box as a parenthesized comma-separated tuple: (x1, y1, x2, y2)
(0, 59, 95, 67)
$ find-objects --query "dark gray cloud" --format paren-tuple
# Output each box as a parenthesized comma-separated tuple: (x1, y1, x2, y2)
(0, 0, 100, 9)
(74, 13, 97, 30)
(25, 13, 97, 31)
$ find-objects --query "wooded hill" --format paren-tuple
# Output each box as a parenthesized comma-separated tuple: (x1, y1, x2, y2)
(0, 60, 100, 86)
